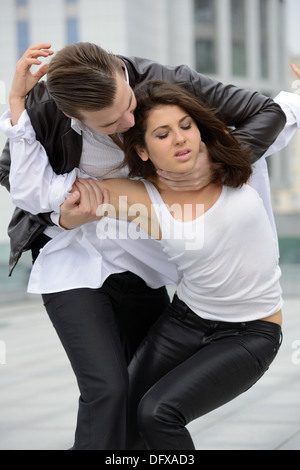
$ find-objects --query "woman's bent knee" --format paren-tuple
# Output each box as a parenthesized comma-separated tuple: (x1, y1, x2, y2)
(137, 393, 180, 437)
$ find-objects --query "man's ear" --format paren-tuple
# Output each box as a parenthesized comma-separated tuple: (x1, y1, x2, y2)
(135, 146, 149, 162)
(63, 111, 76, 120)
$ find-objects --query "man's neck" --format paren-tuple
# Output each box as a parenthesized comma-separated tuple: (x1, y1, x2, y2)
(110, 133, 124, 150)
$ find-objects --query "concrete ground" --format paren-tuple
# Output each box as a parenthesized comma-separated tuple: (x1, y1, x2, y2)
(0, 294, 300, 451)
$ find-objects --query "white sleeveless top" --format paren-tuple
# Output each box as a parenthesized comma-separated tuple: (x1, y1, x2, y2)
(143, 181, 283, 323)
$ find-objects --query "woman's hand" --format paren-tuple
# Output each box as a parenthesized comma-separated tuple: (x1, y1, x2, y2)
(9, 43, 54, 125)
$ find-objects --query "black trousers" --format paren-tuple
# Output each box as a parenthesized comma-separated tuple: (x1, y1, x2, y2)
(127, 295, 282, 450)
(41, 270, 169, 450)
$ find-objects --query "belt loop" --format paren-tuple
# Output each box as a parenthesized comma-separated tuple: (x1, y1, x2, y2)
(171, 295, 189, 320)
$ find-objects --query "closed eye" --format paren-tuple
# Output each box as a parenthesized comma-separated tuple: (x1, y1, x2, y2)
(181, 123, 192, 130)
(156, 123, 192, 139)
(156, 133, 169, 140)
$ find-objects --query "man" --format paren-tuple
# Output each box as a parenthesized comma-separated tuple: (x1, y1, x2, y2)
(0, 43, 286, 450)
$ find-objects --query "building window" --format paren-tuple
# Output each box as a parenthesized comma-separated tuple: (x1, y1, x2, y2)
(195, 0, 215, 24)
(66, 0, 79, 44)
(16, 0, 29, 59)
(17, 21, 29, 58)
(195, 39, 216, 74)
(260, 0, 269, 79)
(66, 18, 79, 44)
(194, 0, 217, 74)
(231, 0, 247, 76)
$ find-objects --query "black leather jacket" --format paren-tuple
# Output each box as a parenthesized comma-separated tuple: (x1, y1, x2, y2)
(0, 55, 286, 275)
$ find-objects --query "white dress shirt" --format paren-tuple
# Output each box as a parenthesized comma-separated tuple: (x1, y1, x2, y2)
(0, 91, 299, 294)
(1, 108, 181, 292)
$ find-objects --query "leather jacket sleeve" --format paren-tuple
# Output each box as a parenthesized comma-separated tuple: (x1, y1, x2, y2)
(122, 56, 287, 162)
(0, 139, 10, 191)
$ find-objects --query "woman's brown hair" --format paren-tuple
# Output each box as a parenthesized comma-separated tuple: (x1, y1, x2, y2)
(47, 42, 123, 120)
(123, 80, 253, 188)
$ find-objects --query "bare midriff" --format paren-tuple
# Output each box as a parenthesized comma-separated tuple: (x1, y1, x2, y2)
(260, 310, 282, 326)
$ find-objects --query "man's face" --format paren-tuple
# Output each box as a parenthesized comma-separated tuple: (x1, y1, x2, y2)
(78, 73, 137, 135)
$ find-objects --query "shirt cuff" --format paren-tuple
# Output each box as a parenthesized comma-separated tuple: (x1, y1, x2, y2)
(274, 91, 300, 129)
(50, 211, 61, 227)
(0, 109, 36, 141)
(48, 174, 75, 213)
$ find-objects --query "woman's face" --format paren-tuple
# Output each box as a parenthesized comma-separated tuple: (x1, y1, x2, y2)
(137, 105, 202, 173)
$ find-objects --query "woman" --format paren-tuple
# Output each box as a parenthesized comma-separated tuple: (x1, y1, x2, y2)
(3, 78, 283, 450)
(78, 81, 283, 450)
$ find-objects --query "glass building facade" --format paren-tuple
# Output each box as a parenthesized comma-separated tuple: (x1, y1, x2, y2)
(0, 0, 297, 299)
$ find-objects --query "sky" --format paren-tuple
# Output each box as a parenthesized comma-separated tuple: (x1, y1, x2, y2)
(286, 0, 300, 56)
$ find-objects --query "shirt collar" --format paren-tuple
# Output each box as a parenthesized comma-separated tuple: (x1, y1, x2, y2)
(71, 119, 83, 135)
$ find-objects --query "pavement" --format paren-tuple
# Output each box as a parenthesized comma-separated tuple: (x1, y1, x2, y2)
(0, 293, 300, 451)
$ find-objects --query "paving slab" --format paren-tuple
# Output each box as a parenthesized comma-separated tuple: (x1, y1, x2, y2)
(0, 295, 299, 450)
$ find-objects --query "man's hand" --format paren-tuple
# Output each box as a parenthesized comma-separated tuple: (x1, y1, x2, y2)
(59, 179, 108, 230)
(9, 43, 54, 125)
(156, 142, 212, 191)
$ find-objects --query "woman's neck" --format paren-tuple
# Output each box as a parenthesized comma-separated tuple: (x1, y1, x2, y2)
(152, 177, 223, 218)
(149, 175, 220, 195)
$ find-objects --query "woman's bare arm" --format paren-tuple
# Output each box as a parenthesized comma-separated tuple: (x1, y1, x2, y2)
(61, 178, 161, 238)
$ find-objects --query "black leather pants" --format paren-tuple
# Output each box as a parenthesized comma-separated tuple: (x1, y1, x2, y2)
(42, 272, 169, 450)
(127, 295, 282, 450)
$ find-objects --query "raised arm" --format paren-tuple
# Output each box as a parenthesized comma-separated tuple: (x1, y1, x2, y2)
(124, 56, 287, 161)
(263, 64, 300, 157)
(263, 91, 300, 157)
(192, 73, 286, 161)
(0, 44, 92, 227)
(9, 43, 53, 125)
(0, 44, 58, 225)
(0, 45, 80, 214)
